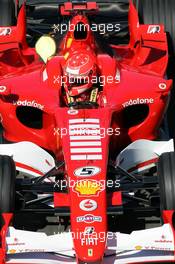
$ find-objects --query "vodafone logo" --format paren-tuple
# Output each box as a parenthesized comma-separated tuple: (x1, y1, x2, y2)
(0, 86, 6, 93)
(67, 109, 78, 115)
(79, 199, 97, 212)
(13, 100, 44, 110)
(159, 83, 167, 90)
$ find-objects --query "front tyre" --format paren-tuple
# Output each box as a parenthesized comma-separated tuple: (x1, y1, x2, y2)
(158, 152, 175, 210)
(0, 155, 16, 213)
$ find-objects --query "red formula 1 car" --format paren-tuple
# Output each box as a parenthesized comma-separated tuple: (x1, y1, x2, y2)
(0, 0, 174, 263)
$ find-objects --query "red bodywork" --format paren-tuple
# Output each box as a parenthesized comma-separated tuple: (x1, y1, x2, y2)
(0, 1, 172, 263)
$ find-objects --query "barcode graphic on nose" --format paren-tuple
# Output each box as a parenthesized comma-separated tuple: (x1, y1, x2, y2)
(69, 119, 102, 160)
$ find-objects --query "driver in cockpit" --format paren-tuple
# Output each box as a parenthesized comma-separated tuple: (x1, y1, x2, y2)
(63, 50, 101, 107)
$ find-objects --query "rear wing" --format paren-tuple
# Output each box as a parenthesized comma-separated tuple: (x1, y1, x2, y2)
(0, 4, 27, 51)
(129, 0, 166, 48)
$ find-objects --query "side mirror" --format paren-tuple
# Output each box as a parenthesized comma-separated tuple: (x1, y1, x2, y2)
(35, 35, 56, 63)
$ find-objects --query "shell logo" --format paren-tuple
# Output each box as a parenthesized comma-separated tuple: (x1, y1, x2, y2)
(8, 249, 16, 254)
(135, 245, 142, 250)
(73, 180, 103, 196)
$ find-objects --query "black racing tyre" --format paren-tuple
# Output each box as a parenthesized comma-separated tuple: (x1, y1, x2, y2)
(137, 0, 175, 55)
(0, 155, 16, 213)
(158, 152, 175, 210)
(0, 0, 16, 26)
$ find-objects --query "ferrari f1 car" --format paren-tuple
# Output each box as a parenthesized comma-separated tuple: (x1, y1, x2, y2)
(0, 0, 174, 263)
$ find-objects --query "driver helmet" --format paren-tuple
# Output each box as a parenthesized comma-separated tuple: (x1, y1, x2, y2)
(64, 51, 97, 96)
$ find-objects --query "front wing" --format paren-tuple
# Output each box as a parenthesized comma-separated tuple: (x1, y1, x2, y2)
(5, 224, 175, 263)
